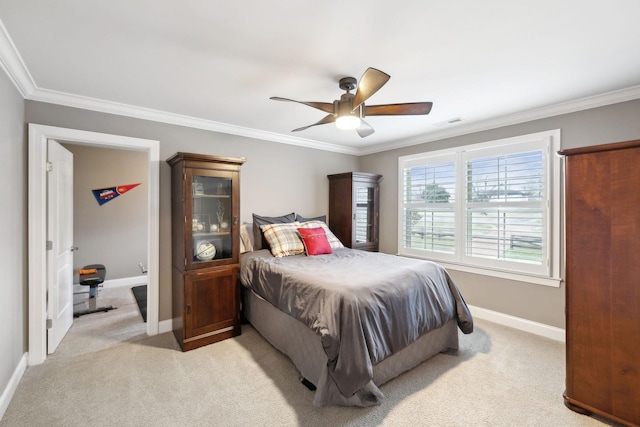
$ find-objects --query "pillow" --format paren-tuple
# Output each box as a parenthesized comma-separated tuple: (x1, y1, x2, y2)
(252, 212, 296, 250)
(240, 222, 254, 253)
(298, 221, 344, 249)
(295, 214, 327, 223)
(297, 227, 333, 256)
(260, 222, 304, 257)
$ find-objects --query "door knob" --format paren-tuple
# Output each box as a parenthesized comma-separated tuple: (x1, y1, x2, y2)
(70, 246, 79, 252)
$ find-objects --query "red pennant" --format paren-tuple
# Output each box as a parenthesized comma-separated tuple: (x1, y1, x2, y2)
(116, 183, 140, 195)
(92, 183, 141, 205)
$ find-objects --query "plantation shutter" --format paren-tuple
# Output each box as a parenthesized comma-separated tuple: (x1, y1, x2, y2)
(400, 153, 457, 260)
(463, 149, 545, 266)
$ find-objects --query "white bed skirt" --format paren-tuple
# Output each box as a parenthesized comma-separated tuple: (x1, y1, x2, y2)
(243, 288, 459, 406)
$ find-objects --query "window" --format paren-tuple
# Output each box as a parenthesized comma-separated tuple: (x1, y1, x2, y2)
(398, 130, 561, 287)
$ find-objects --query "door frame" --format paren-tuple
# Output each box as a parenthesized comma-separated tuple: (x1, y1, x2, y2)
(28, 124, 160, 365)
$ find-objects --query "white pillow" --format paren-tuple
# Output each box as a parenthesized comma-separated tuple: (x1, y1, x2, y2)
(240, 222, 254, 253)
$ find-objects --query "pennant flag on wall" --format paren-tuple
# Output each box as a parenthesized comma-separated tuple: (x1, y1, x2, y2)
(92, 183, 141, 206)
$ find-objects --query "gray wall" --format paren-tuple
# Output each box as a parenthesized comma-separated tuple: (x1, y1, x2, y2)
(61, 144, 148, 280)
(25, 100, 360, 321)
(360, 99, 640, 328)
(0, 71, 26, 408)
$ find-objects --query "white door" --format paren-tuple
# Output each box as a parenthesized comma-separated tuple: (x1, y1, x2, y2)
(47, 140, 75, 354)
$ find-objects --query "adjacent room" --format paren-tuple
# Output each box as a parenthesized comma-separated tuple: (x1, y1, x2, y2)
(1, 1, 639, 426)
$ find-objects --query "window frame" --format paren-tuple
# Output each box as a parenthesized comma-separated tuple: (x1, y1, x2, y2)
(398, 130, 562, 287)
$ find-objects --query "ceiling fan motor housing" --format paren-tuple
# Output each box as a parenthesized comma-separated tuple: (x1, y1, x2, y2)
(338, 76, 357, 92)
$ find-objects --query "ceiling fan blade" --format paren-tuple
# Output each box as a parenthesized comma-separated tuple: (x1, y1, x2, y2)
(291, 114, 336, 132)
(364, 102, 433, 116)
(270, 97, 334, 114)
(356, 119, 375, 138)
(351, 68, 390, 111)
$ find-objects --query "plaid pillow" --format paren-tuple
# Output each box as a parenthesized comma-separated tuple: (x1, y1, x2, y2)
(260, 222, 304, 257)
(298, 221, 344, 249)
(252, 212, 296, 250)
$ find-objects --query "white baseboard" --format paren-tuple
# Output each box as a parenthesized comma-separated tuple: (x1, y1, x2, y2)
(102, 275, 147, 289)
(158, 319, 172, 334)
(0, 353, 27, 421)
(468, 305, 565, 342)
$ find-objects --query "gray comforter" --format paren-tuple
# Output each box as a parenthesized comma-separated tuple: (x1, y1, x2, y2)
(240, 248, 473, 405)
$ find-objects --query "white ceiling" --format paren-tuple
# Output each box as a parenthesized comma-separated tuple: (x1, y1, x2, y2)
(1, 1, 640, 155)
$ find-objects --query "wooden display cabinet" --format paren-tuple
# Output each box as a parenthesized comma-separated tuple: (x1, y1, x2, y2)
(328, 172, 382, 252)
(167, 152, 245, 351)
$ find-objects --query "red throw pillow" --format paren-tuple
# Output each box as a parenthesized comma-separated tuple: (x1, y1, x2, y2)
(297, 227, 333, 256)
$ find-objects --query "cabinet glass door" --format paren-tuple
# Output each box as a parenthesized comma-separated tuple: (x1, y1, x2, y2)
(190, 171, 233, 265)
(354, 184, 375, 244)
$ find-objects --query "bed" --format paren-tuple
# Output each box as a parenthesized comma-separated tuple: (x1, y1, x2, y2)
(239, 218, 473, 407)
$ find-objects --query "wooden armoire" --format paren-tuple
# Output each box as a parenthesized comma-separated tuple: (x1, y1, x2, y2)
(560, 140, 640, 427)
(327, 172, 382, 252)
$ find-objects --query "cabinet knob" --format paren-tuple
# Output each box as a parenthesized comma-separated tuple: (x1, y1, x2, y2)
(186, 304, 191, 315)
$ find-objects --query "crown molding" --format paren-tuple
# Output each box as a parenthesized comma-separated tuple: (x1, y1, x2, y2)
(26, 81, 640, 157)
(0, 18, 35, 97)
(28, 87, 360, 155)
(359, 85, 640, 156)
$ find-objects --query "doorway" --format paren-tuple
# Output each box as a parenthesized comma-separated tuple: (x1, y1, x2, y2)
(28, 124, 160, 365)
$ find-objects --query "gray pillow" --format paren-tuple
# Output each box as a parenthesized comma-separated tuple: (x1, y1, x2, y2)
(295, 214, 327, 223)
(252, 212, 296, 250)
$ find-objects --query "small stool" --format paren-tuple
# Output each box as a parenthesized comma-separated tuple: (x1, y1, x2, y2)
(75, 264, 115, 318)
(79, 264, 106, 298)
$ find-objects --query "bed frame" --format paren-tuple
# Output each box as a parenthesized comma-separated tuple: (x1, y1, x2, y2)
(243, 287, 459, 406)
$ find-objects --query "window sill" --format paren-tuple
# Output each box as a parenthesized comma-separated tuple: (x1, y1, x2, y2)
(398, 254, 562, 288)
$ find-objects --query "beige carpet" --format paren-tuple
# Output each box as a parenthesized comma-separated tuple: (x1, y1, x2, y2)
(1, 306, 622, 426)
(45, 284, 148, 363)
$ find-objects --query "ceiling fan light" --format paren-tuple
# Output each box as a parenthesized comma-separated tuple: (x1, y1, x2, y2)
(335, 115, 361, 130)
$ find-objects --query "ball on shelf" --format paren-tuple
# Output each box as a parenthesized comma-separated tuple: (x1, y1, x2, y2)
(196, 241, 216, 261)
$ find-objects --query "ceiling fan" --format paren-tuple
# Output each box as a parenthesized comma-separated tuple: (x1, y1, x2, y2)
(270, 67, 433, 138)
